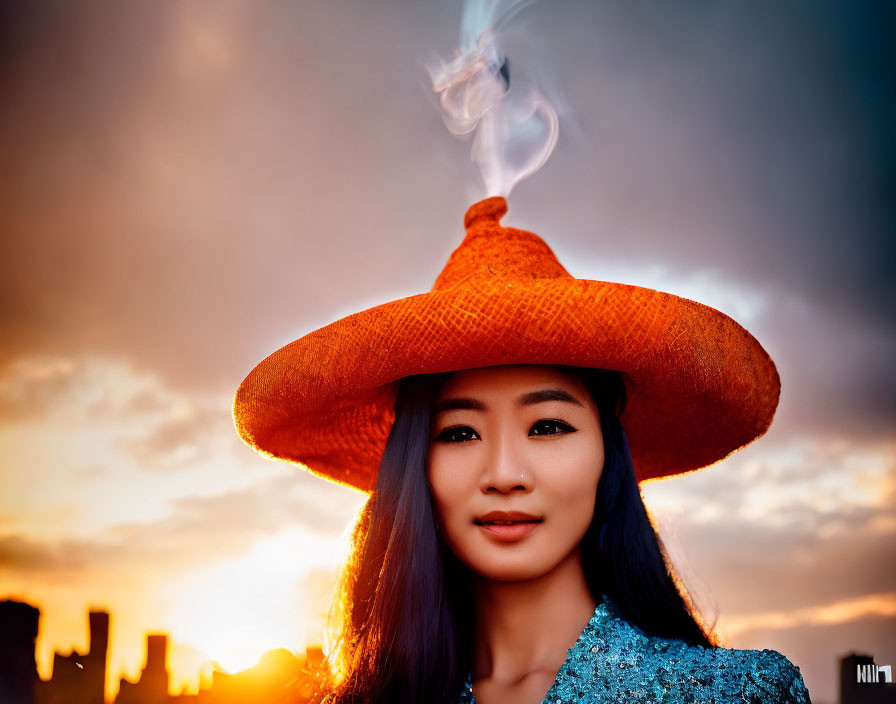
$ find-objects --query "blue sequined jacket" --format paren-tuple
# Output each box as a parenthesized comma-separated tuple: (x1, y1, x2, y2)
(458, 594, 811, 703)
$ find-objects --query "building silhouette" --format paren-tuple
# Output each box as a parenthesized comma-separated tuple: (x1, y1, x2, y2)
(840, 652, 896, 704)
(0, 599, 330, 703)
(32, 610, 108, 704)
(115, 634, 169, 704)
(0, 600, 41, 704)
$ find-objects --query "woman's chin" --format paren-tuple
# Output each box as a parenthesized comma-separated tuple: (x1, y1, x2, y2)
(467, 553, 558, 582)
(480, 567, 549, 582)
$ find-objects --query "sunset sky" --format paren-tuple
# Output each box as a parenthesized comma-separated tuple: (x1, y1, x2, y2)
(1, 2, 894, 703)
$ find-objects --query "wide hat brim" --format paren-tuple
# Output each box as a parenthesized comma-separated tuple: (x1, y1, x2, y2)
(233, 197, 780, 493)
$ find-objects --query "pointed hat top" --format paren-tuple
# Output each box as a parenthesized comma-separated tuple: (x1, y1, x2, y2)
(432, 196, 572, 291)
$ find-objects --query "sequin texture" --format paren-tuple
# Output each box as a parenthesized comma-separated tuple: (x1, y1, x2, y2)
(457, 594, 811, 703)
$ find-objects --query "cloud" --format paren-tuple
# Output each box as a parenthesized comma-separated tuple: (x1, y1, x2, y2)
(644, 436, 896, 619)
(0, 356, 81, 423)
(0, 354, 206, 429)
(645, 435, 895, 522)
(0, 533, 125, 571)
(671, 507, 896, 618)
(104, 471, 360, 548)
(723, 593, 896, 636)
(0, 471, 363, 576)
(115, 394, 238, 472)
(0, 353, 249, 478)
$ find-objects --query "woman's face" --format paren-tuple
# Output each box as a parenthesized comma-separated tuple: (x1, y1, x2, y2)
(426, 364, 604, 582)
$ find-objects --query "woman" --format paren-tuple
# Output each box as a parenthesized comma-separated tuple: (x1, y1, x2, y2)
(233, 197, 811, 703)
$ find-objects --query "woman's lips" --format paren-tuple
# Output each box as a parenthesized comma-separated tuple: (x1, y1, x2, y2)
(477, 520, 542, 542)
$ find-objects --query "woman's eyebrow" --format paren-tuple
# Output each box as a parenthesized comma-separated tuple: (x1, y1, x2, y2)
(519, 388, 586, 408)
(432, 388, 585, 416)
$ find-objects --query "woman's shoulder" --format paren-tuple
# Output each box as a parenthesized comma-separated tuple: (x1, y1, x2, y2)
(587, 598, 812, 702)
(738, 647, 812, 703)
(615, 632, 812, 702)
(680, 643, 811, 704)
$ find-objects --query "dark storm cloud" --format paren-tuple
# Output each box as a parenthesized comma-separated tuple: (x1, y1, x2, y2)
(1, 2, 893, 436)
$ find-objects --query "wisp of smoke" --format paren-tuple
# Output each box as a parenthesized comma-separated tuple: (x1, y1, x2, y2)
(424, 0, 559, 199)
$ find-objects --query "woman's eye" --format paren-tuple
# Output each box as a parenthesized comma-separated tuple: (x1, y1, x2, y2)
(433, 421, 576, 443)
(434, 426, 480, 443)
(530, 419, 577, 437)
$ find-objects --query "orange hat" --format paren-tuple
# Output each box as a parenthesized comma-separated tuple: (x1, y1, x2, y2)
(233, 196, 780, 493)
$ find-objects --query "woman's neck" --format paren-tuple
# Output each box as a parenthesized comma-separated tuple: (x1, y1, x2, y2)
(469, 546, 598, 685)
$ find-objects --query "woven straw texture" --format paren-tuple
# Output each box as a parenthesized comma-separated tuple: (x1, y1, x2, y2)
(233, 197, 780, 493)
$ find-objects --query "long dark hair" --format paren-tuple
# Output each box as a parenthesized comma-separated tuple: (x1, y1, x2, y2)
(317, 365, 718, 703)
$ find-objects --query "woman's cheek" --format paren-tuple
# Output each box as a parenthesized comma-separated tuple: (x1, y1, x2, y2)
(428, 464, 466, 528)
(553, 463, 600, 522)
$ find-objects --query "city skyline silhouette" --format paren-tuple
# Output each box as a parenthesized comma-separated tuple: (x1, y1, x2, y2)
(2, 598, 331, 704)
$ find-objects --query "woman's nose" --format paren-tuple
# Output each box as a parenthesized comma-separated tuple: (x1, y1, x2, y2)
(479, 426, 533, 493)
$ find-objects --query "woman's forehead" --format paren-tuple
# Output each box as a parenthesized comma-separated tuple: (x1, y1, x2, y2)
(435, 364, 586, 398)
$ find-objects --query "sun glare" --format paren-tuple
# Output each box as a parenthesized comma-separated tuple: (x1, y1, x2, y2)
(160, 526, 347, 685)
